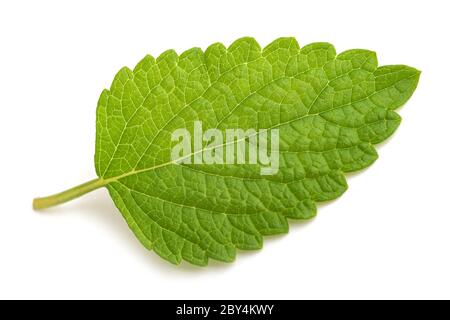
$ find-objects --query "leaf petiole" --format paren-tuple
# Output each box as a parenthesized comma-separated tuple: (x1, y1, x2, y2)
(33, 178, 107, 210)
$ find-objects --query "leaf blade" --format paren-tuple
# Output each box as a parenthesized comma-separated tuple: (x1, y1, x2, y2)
(95, 37, 420, 265)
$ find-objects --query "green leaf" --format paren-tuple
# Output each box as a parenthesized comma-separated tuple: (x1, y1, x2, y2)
(33, 37, 420, 266)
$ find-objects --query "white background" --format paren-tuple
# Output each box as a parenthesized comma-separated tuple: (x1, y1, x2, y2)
(1, 0, 449, 300)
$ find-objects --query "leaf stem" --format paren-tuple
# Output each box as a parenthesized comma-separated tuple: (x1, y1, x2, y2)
(33, 178, 107, 210)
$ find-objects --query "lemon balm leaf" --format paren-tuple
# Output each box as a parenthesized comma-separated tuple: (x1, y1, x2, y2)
(33, 37, 420, 266)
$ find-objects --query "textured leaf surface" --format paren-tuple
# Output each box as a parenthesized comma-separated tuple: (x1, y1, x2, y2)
(95, 37, 420, 265)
